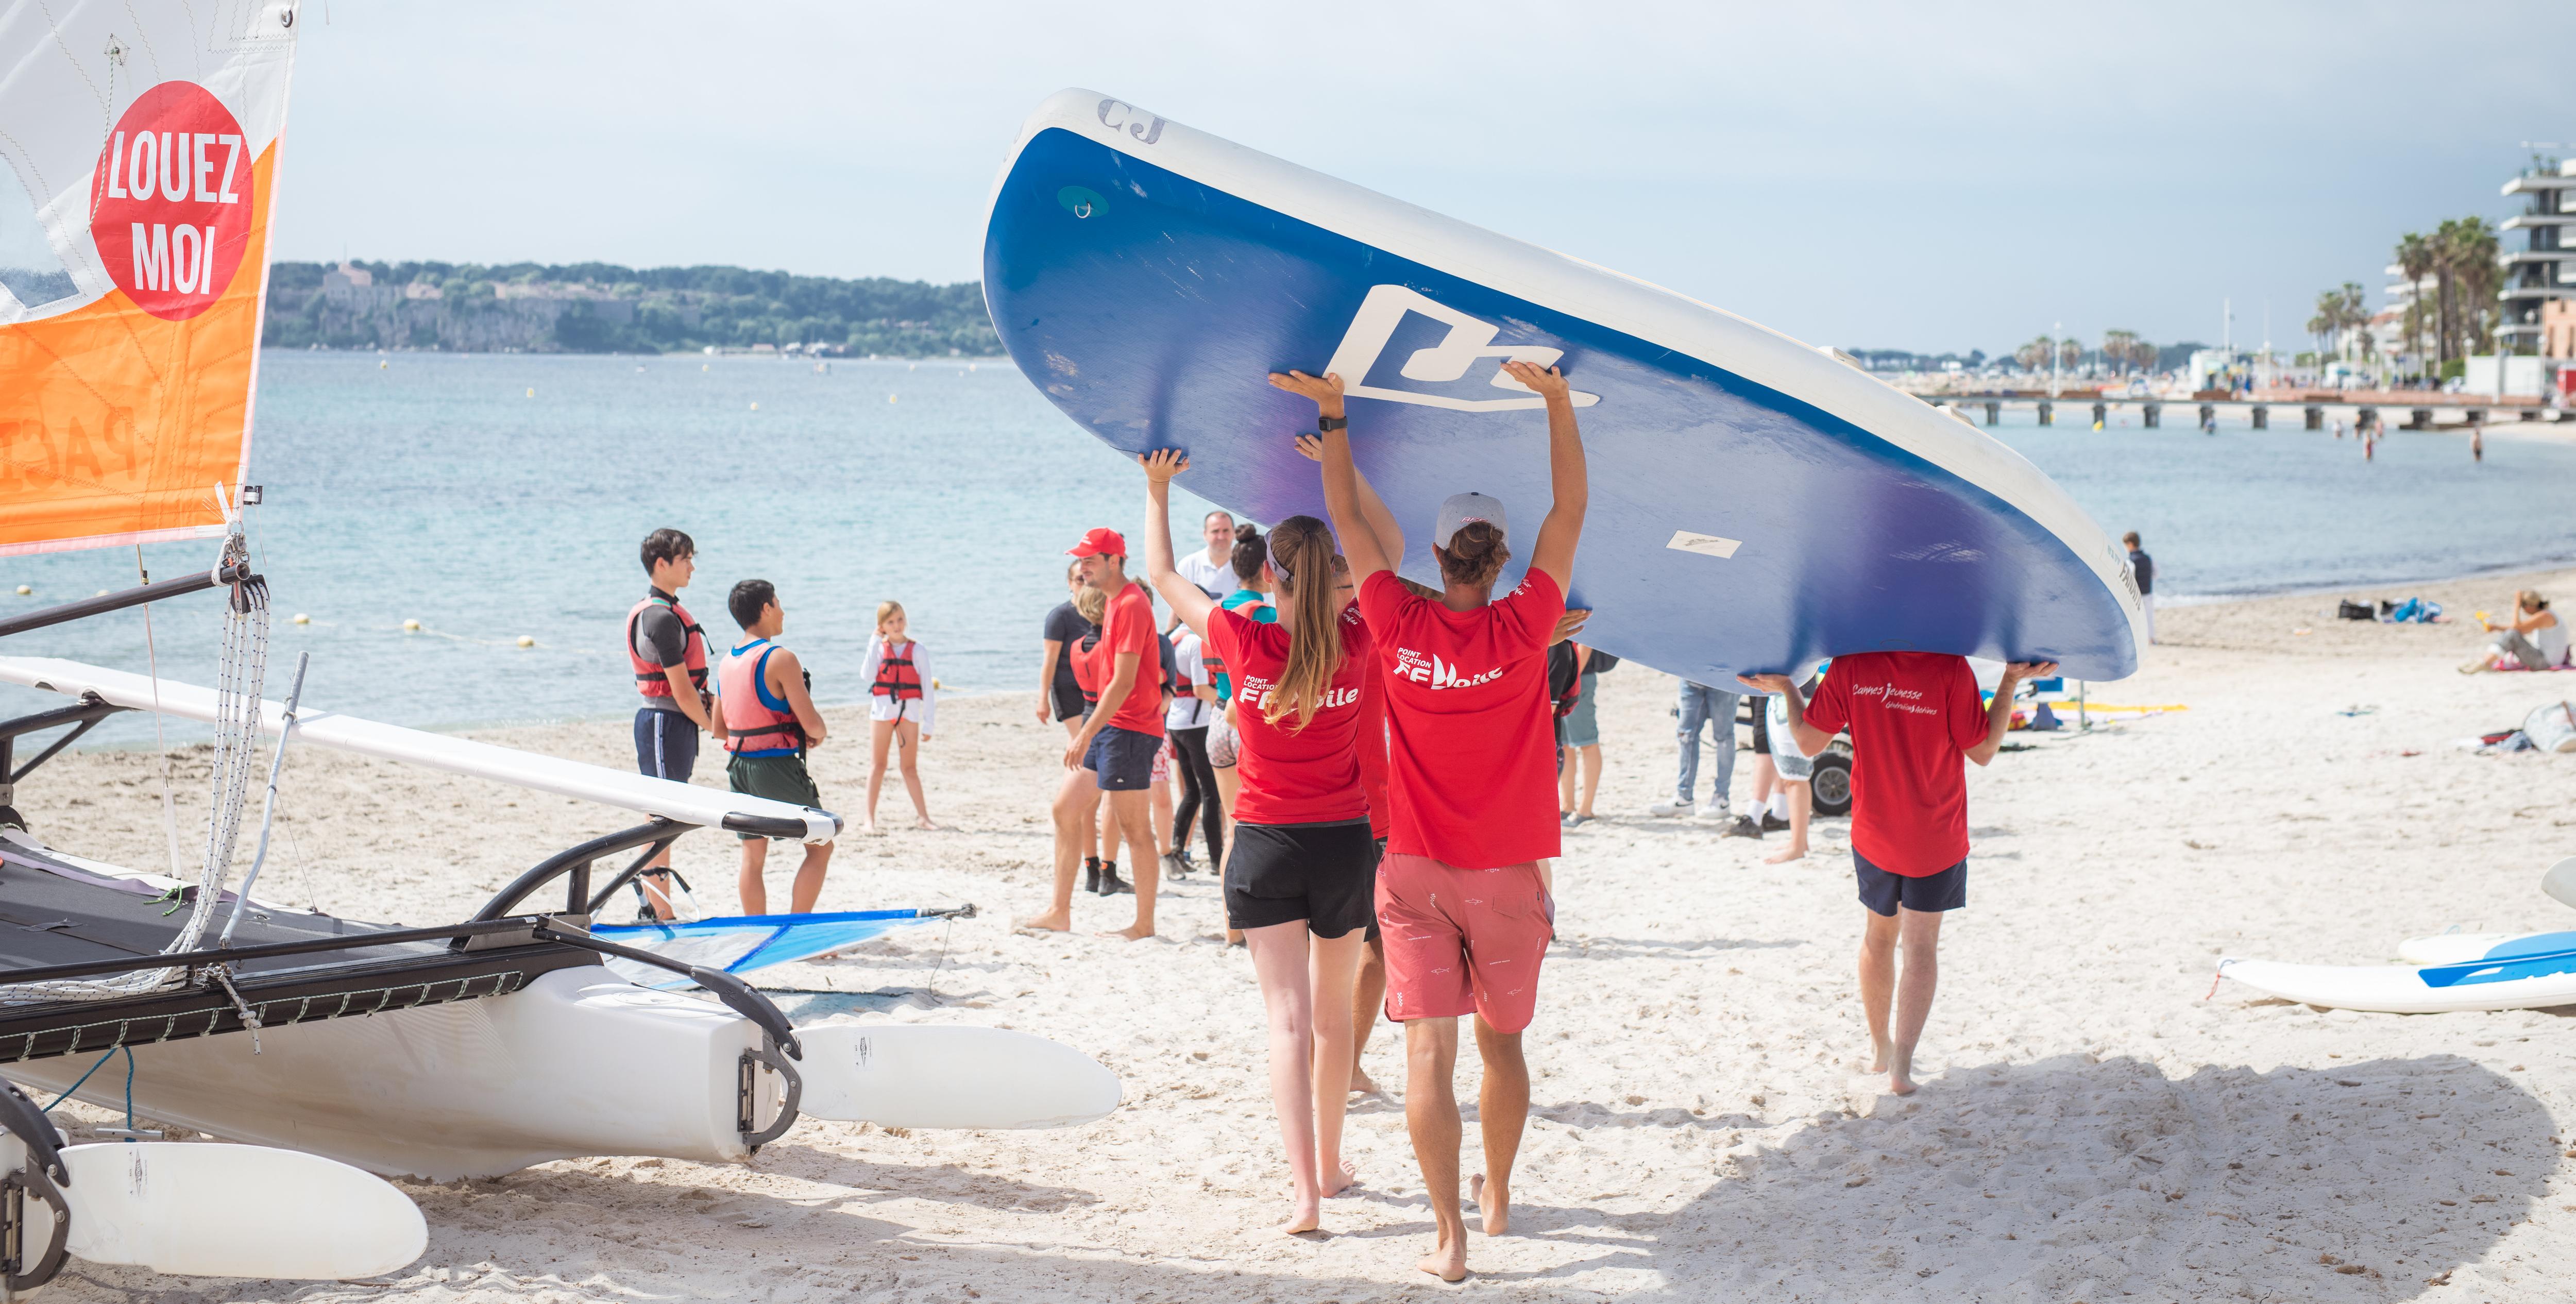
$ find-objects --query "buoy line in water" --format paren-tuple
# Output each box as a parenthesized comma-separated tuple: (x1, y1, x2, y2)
(280, 616, 583, 655)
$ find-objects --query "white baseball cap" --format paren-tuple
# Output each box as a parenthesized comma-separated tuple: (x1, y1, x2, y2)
(1432, 492, 1509, 551)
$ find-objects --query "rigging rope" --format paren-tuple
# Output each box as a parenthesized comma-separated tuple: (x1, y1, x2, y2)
(1, 528, 270, 1003)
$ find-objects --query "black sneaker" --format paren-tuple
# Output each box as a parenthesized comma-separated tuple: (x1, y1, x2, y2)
(1758, 812, 1792, 833)
(1722, 816, 1764, 840)
(1162, 851, 1191, 881)
(1083, 858, 1101, 894)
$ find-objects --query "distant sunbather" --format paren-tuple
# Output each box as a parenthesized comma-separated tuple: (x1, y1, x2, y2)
(2464, 590, 2568, 673)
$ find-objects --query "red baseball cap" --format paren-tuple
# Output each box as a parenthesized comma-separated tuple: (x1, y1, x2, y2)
(1067, 527, 1127, 558)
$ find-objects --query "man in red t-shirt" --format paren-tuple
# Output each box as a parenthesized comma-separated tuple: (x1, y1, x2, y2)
(1022, 528, 1169, 941)
(1744, 652, 2054, 1096)
(1286, 358, 1586, 1284)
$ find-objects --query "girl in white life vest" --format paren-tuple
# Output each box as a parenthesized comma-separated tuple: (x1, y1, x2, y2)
(859, 600, 939, 832)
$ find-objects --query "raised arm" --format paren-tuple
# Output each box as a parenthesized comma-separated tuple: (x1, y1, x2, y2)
(1269, 369, 1391, 582)
(1508, 360, 1587, 593)
(1139, 451, 1219, 639)
(1295, 433, 1404, 569)
(1736, 673, 1831, 758)
(1965, 661, 2054, 766)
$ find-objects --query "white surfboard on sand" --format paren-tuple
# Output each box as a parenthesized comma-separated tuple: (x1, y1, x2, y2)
(2216, 954, 2576, 1014)
(59, 1142, 427, 1280)
(793, 1025, 1122, 1130)
(2543, 856, 2576, 910)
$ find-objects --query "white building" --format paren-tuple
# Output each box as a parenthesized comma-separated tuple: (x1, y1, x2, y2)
(2499, 160, 2576, 354)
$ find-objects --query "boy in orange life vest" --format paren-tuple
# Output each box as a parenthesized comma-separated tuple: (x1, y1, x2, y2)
(626, 528, 715, 920)
(859, 600, 938, 834)
(715, 580, 835, 915)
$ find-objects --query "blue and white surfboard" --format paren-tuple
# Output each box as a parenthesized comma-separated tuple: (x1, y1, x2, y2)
(983, 90, 2142, 683)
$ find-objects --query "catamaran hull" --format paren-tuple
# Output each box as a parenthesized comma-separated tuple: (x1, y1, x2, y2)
(2, 968, 784, 1181)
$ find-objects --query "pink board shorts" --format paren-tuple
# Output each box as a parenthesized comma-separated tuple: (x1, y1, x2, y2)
(1376, 852, 1555, 1035)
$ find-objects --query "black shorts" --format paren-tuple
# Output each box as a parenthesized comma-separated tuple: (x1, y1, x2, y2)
(1748, 696, 1771, 752)
(1085, 725, 1162, 791)
(1366, 836, 1386, 943)
(1226, 819, 1378, 937)
(1051, 681, 1087, 723)
(634, 707, 698, 784)
(1855, 849, 1966, 917)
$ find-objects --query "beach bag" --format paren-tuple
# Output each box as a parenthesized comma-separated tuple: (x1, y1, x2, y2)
(2337, 600, 2375, 622)
(2523, 701, 2576, 754)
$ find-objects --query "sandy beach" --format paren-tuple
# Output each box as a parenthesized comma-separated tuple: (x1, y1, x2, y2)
(22, 567, 2576, 1301)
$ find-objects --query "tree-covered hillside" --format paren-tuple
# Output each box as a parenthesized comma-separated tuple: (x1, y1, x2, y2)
(262, 261, 1002, 356)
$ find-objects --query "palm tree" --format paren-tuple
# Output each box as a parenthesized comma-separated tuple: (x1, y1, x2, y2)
(2432, 218, 2466, 365)
(2449, 217, 2501, 354)
(2394, 232, 2433, 376)
(2056, 337, 2083, 375)
(2100, 329, 2136, 376)
(2013, 336, 2052, 374)
(2307, 292, 2338, 364)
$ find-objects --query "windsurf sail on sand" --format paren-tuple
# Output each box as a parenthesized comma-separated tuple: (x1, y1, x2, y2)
(982, 90, 2144, 682)
(591, 908, 970, 990)
(1, 0, 302, 555)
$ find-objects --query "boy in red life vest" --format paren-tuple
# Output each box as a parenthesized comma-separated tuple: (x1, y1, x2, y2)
(1021, 528, 1166, 940)
(1287, 359, 1586, 1284)
(859, 600, 939, 834)
(715, 579, 835, 915)
(1741, 654, 2055, 1096)
(626, 528, 715, 920)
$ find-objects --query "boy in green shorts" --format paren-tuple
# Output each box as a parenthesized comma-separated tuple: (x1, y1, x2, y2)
(714, 579, 835, 914)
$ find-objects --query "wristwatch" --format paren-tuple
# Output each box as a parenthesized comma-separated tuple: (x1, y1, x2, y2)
(1316, 415, 1346, 432)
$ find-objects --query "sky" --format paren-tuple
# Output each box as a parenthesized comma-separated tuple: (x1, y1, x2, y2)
(269, 1, 2569, 359)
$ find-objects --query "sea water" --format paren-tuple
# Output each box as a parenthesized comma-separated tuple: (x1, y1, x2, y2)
(6, 352, 2575, 739)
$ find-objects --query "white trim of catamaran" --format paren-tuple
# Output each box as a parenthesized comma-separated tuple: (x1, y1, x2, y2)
(0, 657, 839, 843)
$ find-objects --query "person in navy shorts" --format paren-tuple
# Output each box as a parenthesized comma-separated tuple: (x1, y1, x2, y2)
(1743, 654, 2053, 1096)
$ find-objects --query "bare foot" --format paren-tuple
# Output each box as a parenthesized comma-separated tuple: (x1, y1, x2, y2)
(1015, 908, 1072, 933)
(1866, 1036, 1892, 1074)
(861, 820, 882, 837)
(1468, 1173, 1509, 1235)
(1282, 1193, 1321, 1235)
(1417, 1230, 1467, 1282)
(1888, 1046, 1918, 1096)
(913, 816, 941, 831)
(1763, 843, 1807, 865)
(1321, 1157, 1360, 1198)
(1349, 1064, 1379, 1095)
(1106, 921, 1157, 941)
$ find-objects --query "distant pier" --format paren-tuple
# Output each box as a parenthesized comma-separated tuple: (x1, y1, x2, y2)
(1902, 387, 2566, 432)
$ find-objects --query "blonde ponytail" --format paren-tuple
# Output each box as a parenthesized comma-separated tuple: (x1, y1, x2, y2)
(1263, 515, 1347, 731)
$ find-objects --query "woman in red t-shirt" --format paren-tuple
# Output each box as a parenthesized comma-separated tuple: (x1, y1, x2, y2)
(1279, 362, 1587, 1284)
(1139, 448, 1378, 1238)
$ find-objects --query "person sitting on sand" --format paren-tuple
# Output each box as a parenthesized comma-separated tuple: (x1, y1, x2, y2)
(1742, 654, 2054, 1097)
(1289, 359, 1584, 1283)
(714, 580, 834, 915)
(858, 601, 938, 833)
(1141, 447, 1377, 1237)
(1024, 528, 1166, 939)
(2465, 589, 2569, 673)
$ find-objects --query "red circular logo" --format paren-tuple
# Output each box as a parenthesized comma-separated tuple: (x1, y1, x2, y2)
(89, 82, 251, 322)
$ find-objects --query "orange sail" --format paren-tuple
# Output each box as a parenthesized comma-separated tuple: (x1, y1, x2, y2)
(0, 4, 301, 555)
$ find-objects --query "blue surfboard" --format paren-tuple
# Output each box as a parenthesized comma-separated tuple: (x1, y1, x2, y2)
(982, 90, 2143, 683)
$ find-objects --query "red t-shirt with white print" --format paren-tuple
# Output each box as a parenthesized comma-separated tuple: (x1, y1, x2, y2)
(1800, 651, 1988, 875)
(1357, 568, 1565, 869)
